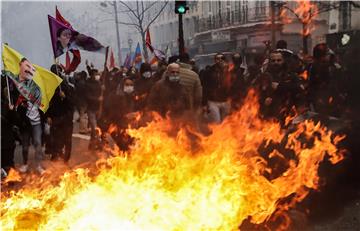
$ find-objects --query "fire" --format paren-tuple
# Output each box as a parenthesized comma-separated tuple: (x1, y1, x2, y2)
(107, 123, 118, 134)
(295, 0, 318, 36)
(2, 169, 22, 185)
(280, 0, 318, 36)
(1, 90, 345, 230)
(299, 70, 308, 80)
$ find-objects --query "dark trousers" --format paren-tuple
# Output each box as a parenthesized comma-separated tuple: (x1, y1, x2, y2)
(52, 118, 73, 162)
(1, 145, 16, 171)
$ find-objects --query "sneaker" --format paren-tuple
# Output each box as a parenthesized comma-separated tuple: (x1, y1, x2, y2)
(36, 165, 46, 175)
(19, 164, 29, 173)
(1, 168, 8, 179)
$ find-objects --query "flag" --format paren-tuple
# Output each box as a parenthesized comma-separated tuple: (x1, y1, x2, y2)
(144, 28, 165, 62)
(56, 6, 73, 29)
(123, 53, 132, 69)
(48, 14, 106, 72)
(55, 7, 80, 74)
(145, 29, 153, 53)
(106, 47, 115, 71)
(2, 44, 62, 112)
(133, 42, 142, 69)
(164, 44, 171, 58)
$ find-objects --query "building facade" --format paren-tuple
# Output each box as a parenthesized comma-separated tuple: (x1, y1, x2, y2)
(151, 1, 358, 67)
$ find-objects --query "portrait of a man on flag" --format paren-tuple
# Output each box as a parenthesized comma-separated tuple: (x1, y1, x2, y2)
(2, 44, 62, 112)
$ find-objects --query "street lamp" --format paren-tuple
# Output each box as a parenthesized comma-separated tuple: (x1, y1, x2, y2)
(100, 1, 122, 65)
(128, 38, 133, 56)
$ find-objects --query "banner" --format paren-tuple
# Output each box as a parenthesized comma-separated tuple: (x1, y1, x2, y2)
(2, 44, 62, 112)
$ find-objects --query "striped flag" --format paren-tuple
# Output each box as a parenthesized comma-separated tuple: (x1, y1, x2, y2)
(133, 43, 142, 70)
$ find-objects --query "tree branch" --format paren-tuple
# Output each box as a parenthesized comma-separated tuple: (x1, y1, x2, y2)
(117, 21, 141, 29)
(136, 1, 140, 18)
(142, 1, 158, 16)
(145, 1, 169, 31)
(118, 1, 138, 19)
(140, 1, 145, 21)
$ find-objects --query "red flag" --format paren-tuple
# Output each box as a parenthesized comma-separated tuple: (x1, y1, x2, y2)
(109, 49, 115, 69)
(65, 51, 70, 70)
(56, 6, 73, 29)
(106, 48, 116, 70)
(60, 50, 81, 74)
(146, 29, 154, 53)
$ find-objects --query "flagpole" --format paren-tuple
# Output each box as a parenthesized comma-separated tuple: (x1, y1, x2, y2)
(5, 75, 13, 107)
(53, 58, 63, 93)
(97, 46, 110, 119)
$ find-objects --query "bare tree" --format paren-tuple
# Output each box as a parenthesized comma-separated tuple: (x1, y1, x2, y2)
(99, 1, 169, 61)
(279, 1, 342, 54)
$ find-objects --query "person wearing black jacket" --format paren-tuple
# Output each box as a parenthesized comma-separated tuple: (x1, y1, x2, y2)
(202, 53, 231, 123)
(1, 76, 21, 176)
(265, 51, 306, 122)
(134, 63, 158, 111)
(85, 69, 102, 150)
(46, 64, 75, 163)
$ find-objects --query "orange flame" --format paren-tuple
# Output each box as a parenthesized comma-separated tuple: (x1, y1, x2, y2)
(107, 123, 118, 134)
(95, 126, 102, 136)
(280, 0, 318, 36)
(3, 168, 22, 185)
(295, 0, 318, 36)
(1, 90, 345, 230)
(299, 70, 308, 80)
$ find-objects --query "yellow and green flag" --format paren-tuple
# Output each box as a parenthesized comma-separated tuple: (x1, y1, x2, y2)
(2, 43, 62, 112)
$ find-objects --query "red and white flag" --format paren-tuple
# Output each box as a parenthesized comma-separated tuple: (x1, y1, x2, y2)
(106, 48, 116, 71)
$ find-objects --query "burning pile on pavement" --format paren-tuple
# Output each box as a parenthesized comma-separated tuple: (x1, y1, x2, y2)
(1, 90, 345, 230)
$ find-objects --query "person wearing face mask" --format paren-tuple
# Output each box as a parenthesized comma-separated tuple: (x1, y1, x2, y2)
(105, 77, 138, 150)
(147, 63, 190, 118)
(134, 63, 158, 111)
(85, 69, 103, 150)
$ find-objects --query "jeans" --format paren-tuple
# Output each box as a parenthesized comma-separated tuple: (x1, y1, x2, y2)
(79, 106, 88, 133)
(88, 110, 97, 140)
(207, 100, 231, 124)
(21, 124, 43, 165)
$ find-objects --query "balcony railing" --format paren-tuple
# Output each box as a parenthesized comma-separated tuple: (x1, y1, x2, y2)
(197, 7, 269, 33)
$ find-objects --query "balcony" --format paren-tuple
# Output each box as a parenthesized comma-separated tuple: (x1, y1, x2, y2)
(197, 7, 269, 33)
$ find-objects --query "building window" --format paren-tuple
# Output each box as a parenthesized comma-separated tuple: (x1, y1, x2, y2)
(340, 1, 351, 31)
(227, 8, 231, 24)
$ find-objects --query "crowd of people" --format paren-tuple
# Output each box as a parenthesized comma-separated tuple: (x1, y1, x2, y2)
(1, 39, 358, 177)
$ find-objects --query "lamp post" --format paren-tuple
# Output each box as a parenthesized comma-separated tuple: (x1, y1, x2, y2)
(100, 1, 122, 65)
(128, 38, 133, 57)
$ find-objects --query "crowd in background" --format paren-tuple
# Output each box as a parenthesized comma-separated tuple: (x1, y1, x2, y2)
(2, 39, 359, 178)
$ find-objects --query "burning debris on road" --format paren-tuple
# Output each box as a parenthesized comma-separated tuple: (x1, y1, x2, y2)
(1, 90, 346, 230)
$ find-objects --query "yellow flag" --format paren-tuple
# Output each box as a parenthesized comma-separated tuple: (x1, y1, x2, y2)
(2, 43, 62, 112)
